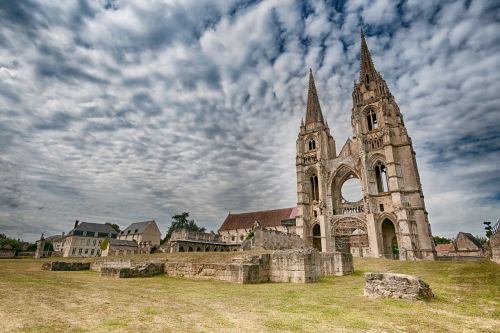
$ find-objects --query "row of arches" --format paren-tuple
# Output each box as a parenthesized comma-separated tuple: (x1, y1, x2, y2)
(178, 245, 238, 252)
(310, 217, 399, 259)
(306, 159, 390, 209)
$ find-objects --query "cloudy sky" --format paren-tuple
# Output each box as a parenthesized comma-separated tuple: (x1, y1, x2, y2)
(0, 0, 499, 242)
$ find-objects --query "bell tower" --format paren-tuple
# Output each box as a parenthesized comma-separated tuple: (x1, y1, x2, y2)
(295, 32, 435, 260)
(295, 70, 336, 251)
(351, 31, 435, 260)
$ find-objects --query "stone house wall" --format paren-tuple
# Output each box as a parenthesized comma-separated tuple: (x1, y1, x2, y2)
(242, 227, 305, 251)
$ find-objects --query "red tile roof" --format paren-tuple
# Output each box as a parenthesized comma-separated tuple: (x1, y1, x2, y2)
(435, 243, 455, 253)
(218, 207, 297, 231)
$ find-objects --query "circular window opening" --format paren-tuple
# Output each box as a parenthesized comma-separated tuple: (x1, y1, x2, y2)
(341, 178, 363, 202)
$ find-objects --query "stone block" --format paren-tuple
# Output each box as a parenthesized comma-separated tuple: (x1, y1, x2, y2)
(100, 262, 164, 278)
(364, 272, 434, 300)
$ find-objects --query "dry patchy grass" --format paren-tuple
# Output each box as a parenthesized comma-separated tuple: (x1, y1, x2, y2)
(0, 254, 498, 332)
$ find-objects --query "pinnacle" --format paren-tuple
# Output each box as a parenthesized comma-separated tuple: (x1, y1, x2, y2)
(305, 69, 325, 125)
(359, 29, 378, 84)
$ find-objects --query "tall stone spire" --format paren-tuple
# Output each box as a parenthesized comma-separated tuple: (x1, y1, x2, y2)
(359, 30, 378, 84)
(305, 69, 325, 125)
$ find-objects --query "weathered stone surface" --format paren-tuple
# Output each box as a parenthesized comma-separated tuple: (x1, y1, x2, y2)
(164, 254, 270, 284)
(90, 259, 133, 272)
(42, 261, 90, 271)
(100, 262, 164, 278)
(241, 227, 305, 251)
(320, 252, 354, 276)
(270, 249, 320, 283)
(364, 272, 434, 300)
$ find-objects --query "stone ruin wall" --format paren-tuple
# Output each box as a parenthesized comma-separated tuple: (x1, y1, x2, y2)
(43, 249, 354, 283)
(241, 227, 305, 251)
(490, 228, 500, 264)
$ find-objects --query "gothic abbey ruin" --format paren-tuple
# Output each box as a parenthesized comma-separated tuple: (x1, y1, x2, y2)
(295, 32, 435, 260)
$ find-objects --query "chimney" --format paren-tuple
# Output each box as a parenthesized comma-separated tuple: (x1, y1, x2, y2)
(74, 220, 79, 229)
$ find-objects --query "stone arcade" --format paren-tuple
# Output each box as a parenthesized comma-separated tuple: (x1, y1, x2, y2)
(295, 32, 435, 260)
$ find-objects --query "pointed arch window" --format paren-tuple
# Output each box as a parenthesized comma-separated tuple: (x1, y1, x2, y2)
(310, 174, 319, 201)
(375, 162, 389, 193)
(308, 139, 316, 151)
(366, 109, 378, 131)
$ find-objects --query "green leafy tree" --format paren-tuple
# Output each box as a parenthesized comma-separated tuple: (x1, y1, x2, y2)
(163, 212, 206, 243)
(433, 236, 452, 244)
(100, 237, 109, 251)
(0, 234, 22, 253)
(106, 223, 120, 233)
(474, 235, 488, 246)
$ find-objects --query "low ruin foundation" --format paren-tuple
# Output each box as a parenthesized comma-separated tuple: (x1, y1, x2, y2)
(42, 261, 90, 271)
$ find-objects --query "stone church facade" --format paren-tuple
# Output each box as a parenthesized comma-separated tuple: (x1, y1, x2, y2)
(295, 32, 435, 260)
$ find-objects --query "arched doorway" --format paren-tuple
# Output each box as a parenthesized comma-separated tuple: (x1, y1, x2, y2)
(312, 224, 322, 251)
(332, 218, 368, 255)
(381, 219, 398, 259)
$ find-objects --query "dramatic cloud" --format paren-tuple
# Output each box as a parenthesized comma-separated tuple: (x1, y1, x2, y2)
(0, 0, 498, 241)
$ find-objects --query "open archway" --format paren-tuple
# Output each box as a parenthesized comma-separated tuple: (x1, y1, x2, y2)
(332, 218, 368, 255)
(381, 219, 398, 259)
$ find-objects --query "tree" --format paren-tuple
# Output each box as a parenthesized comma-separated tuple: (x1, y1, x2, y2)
(474, 235, 489, 246)
(433, 236, 452, 244)
(163, 212, 206, 243)
(0, 235, 22, 253)
(108, 223, 120, 233)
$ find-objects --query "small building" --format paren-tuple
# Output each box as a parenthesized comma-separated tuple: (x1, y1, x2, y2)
(435, 243, 455, 256)
(435, 232, 486, 258)
(218, 207, 297, 244)
(455, 232, 485, 256)
(62, 220, 118, 258)
(118, 220, 161, 249)
(0, 245, 16, 259)
(101, 239, 139, 257)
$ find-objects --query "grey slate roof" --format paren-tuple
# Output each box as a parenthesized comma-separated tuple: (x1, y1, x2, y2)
(45, 235, 65, 243)
(120, 220, 156, 235)
(68, 222, 117, 237)
(109, 239, 137, 247)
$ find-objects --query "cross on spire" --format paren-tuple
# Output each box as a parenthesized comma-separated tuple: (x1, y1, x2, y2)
(305, 69, 325, 125)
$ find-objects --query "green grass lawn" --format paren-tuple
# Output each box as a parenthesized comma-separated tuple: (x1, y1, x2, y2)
(0, 254, 498, 332)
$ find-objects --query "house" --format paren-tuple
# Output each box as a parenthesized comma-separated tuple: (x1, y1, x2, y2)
(218, 207, 297, 244)
(118, 220, 161, 249)
(101, 239, 139, 257)
(455, 232, 485, 256)
(62, 220, 118, 258)
(0, 245, 16, 259)
(435, 243, 455, 256)
(435, 233, 486, 258)
(45, 233, 66, 252)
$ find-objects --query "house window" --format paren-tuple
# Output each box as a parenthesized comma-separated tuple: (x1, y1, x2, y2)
(240, 235, 244, 241)
(84, 249, 89, 254)
(78, 248, 82, 255)
(86, 239, 90, 246)
(91, 249, 95, 255)
(93, 240, 96, 246)
(134, 229, 138, 233)
(97, 249, 100, 256)
(310, 175, 319, 201)
(375, 162, 389, 193)
(72, 248, 76, 255)
(366, 109, 378, 131)
(98, 240, 102, 246)
(231, 236, 236, 242)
